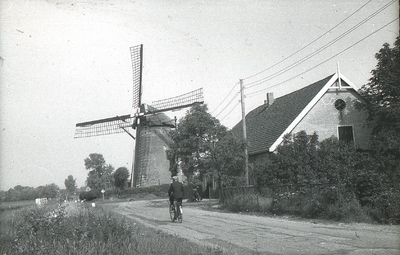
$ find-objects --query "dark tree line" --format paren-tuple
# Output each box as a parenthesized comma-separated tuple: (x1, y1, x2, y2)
(0, 184, 60, 202)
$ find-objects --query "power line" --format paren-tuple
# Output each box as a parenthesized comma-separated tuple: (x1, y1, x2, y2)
(245, 0, 396, 88)
(220, 100, 241, 122)
(215, 91, 241, 118)
(212, 0, 396, 122)
(212, 0, 373, 119)
(246, 17, 399, 97)
(245, 0, 396, 89)
(243, 0, 373, 80)
(211, 82, 238, 114)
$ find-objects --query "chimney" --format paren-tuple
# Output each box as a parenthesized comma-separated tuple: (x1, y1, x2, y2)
(264, 92, 274, 106)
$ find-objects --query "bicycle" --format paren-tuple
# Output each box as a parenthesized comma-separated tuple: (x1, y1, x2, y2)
(168, 200, 183, 223)
(193, 187, 202, 202)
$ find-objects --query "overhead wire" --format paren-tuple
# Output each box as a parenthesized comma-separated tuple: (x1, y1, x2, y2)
(211, 0, 396, 122)
(244, 0, 396, 89)
(246, 17, 400, 97)
(220, 100, 241, 122)
(213, 0, 383, 120)
(211, 81, 239, 114)
(215, 91, 241, 118)
(243, 0, 373, 80)
(212, 0, 373, 120)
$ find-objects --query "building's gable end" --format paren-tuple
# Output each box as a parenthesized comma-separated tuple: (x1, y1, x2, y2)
(268, 72, 361, 152)
(234, 75, 333, 155)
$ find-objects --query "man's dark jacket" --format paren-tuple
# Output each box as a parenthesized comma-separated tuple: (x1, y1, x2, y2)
(168, 181, 184, 199)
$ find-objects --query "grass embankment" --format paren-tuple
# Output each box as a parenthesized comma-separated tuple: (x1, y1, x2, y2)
(0, 201, 224, 255)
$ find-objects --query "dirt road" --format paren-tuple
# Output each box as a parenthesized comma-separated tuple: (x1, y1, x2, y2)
(103, 199, 400, 255)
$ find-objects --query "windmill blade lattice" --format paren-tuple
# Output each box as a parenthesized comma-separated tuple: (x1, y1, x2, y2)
(74, 115, 135, 138)
(130, 44, 143, 108)
(149, 88, 204, 114)
(74, 44, 205, 188)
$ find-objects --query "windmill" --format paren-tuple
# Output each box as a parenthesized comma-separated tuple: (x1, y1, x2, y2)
(75, 44, 204, 187)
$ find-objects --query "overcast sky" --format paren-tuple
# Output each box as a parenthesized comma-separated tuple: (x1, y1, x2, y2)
(0, 0, 398, 191)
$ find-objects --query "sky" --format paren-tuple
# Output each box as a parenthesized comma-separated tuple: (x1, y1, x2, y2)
(0, 0, 398, 191)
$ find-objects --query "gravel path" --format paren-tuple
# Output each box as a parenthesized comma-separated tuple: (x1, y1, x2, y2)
(103, 199, 400, 255)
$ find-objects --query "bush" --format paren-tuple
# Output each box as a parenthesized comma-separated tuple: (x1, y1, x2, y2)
(249, 131, 400, 224)
(220, 187, 272, 213)
(79, 190, 99, 201)
(220, 185, 382, 223)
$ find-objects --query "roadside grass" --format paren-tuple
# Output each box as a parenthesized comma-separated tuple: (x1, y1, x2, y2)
(0, 201, 225, 255)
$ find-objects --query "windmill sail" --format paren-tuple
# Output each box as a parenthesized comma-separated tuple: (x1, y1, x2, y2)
(149, 88, 204, 114)
(74, 44, 205, 188)
(130, 44, 143, 108)
(74, 114, 135, 138)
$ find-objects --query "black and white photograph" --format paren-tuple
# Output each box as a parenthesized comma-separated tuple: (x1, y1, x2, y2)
(0, 0, 399, 254)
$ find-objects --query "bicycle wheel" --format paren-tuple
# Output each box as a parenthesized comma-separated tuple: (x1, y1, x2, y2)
(177, 204, 183, 223)
(169, 202, 175, 222)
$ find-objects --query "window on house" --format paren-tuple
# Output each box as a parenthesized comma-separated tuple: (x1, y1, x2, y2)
(338, 126, 354, 143)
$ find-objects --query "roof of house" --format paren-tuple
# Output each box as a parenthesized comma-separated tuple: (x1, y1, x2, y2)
(231, 74, 337, 155)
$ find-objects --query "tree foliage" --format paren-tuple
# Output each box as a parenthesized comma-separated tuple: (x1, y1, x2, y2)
(167, 104, 245, 187)
(84, 153, 114, 191)
(64, 175, 77, 195)
(84, 153, 106, 175)
(1, 184, 60, 202)
(254, 130, 399, 223)
(357, 36, 400, 199)
(213, 131, 246, 187)
(358, 37, 400, 125)
(113, 167, 130, 190)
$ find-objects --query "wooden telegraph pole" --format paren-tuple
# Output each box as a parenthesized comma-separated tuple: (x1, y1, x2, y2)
(240, 79, 249, 186)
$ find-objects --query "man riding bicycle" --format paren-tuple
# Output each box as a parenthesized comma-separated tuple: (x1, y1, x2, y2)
(168, 176, 184, 219)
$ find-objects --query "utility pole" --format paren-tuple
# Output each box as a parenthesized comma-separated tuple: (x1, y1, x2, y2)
(240, 79, 249, 186)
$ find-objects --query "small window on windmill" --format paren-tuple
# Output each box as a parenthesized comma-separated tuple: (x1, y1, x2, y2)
(338, 126, 354, 143)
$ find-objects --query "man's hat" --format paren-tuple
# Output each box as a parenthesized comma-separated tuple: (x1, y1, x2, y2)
(172, 176, 178, 180)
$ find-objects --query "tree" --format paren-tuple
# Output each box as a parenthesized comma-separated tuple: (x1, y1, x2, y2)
(84, 153, 114, 191)
(36, 184, 60, 198)
(357, 37, 400, 159)
(85, 153, 106, 176)
(212, 131, 246, 187)
(254, 131, 320, 187)
(168, 104, 245, 187)
(357, 38, 400, 183)
(64, 175, 77, 195)
(356, 37, 400, 223)
(2, 184, 61, 202)
(113, 167, 130, 190)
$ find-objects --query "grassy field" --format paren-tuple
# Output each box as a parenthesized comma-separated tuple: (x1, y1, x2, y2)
(0, 200, 225, 255)
(0, 200, 35, 211)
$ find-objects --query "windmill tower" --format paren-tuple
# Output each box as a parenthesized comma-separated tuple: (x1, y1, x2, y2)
(74, 45, 204, 187)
